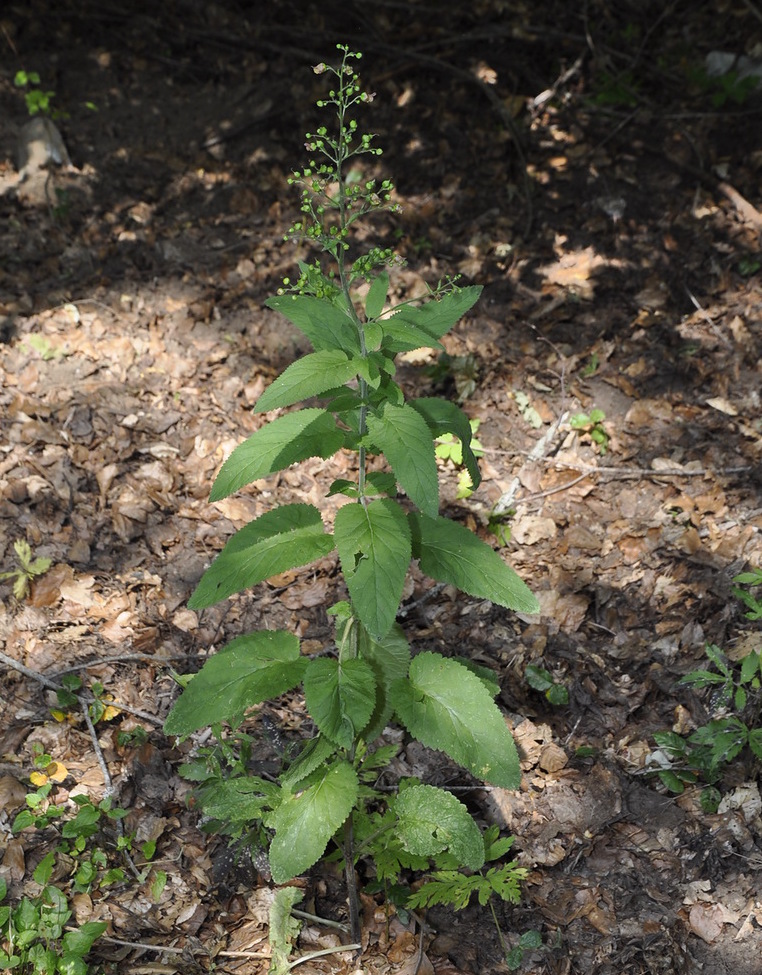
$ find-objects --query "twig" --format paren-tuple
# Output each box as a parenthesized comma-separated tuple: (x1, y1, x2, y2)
(0, 650, 60, 692)
(492, 412, 569, 515)
(551, 461, 752, 479)
(291, 909, 349, 933)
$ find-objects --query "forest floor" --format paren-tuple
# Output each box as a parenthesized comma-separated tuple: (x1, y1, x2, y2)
(1, 2, 762, 973)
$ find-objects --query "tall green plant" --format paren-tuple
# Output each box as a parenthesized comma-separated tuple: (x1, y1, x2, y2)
(164, 45, 538, 939)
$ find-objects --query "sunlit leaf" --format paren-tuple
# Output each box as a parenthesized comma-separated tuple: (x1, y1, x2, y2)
(409, 513, 539, 615)
(164, 631, 306, 734)
(335, 499, 411, 639)
(390, 652, 520, 787)
(255, 351, 361, 412)
(211, 409, 344, 500)
(188, 504, 334, 609)
(394, 783, 484, 869)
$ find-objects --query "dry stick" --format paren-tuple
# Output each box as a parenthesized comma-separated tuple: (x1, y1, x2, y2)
(512, 462, 752, 507)
(492, 411, 569, 515)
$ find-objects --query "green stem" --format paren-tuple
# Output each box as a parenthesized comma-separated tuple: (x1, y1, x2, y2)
(333, 63, 370, 505)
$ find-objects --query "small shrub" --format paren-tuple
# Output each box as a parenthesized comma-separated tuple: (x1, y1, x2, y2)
(165, 45, 538, 940)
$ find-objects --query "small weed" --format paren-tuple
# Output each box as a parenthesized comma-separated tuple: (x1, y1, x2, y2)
(651, 569, 762, 812)
(426, 351, 479, 402)
(570, 409, 609, 454)
(0, 873, 106, 975)
(14, 70, 57, 117)
(0, 540, 52, 601)
(580, 352, 599, 378)
(506, 928, 545, 971)
(525, 664, 569, 706)
(512, 390, 542, 429)
(738, 257, 761, 278)
(688, 63, 760, 107)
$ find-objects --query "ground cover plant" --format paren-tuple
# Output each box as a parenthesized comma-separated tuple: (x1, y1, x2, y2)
(651, 567, 762, 812)
(164, 45, 538, 946)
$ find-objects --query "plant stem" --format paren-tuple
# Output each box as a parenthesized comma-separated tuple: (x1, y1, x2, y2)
(343, 813, 362, 947)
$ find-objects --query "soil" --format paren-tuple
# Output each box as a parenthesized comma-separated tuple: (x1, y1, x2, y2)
(1, 2, 762, 974)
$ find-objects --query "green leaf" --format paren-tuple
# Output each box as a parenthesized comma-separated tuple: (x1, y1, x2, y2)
(268, 762, 358, 883)
(357, 622, 411, 742)
(740, 651, 760, 685)
(268, 886, 303, 975)
(394, 783, 484, 869)
(255, 350, 361, 413)
(164, 631, 306, 735)
(281, 736, 338, 789)
(366, 404, 439, 517)
(390, 652, 521, 787)
(61, 922, 107, 957)
(525, 664, 553, 692)
(188, 504, 334, 609)
(365, 272, 389, 319)
(335, 499, 411, 639)
(409, 513, 539, 615)
(265, 295, 360, 353)
(303, 657, 377, 748)
(210, 410, 344, 500)
(33, 851, 55, 886)
(409, 398, 482, 490)
(198, 776, 279, 823)
(392, 287, 482, 343)
(380, 317, 446, 354)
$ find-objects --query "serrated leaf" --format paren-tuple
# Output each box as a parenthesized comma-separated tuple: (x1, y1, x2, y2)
(391, 652, 520, 787)
(268, 762, 358, 883)
(335, 499, 411, 639)
(188, 504, 334, 609)
(409, 398, 481, 490)
(269, 886, 303, 975)
(365, 273, 389, 319)
(12, 574, 29, 600)
(357, 622, 411, 742)
(281, 736, 338, 789)
(366, 404, 439, 517)
(164, 631, 306, 734)
(392, 287, 482, 342)
(211, 410, 344, 500)
(303, 657, 377, 748)
(199, 776, 279, 823)
(394, 783, 484, 869)
(255, 350, 361, 413)
(266, 295, 360, 353)
(380, 316, 446, 353)
(409, 513, 539, 615)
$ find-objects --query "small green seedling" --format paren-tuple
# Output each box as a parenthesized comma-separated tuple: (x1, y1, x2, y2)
(0, 539, 52, 600)
(570, 409, 608, 454)
(525, 664, 569, 706)
(513, 390, 542, 429)
(0, 874, 106, 975)
(14, 70, 56, 117)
